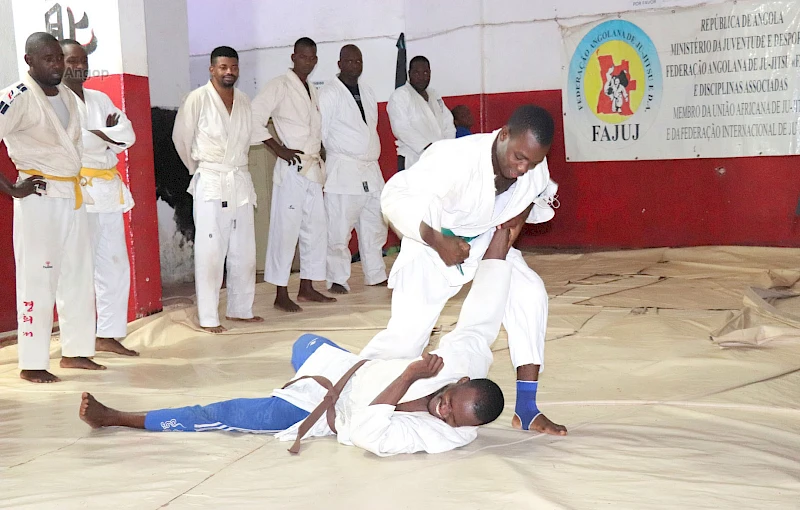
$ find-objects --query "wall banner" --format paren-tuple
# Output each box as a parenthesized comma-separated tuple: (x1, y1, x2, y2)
(562, 0, 800, 161)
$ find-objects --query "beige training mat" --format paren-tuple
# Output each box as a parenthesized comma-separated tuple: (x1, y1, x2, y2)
(1, 246, 799, 509)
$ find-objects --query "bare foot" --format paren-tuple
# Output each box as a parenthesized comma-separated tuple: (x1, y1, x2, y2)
(96, 338, 139, 357)
(79, 392, 114, 428)
(20, 370, 61, 383)
(201, 325, 227, 333)
(275, 294, 303, 313)
(297, 279, 337, 303)
(329, 283, 349, 295)
(368, 280, 388, 287)
(512, 413, 568, 436)
(225, 316, 265, 323)
(60, 357, 106, 371)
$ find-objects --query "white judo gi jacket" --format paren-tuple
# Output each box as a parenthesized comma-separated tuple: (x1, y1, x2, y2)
(74, 88, 135, 213)
(1, 73, 82, 200)
(319, 77, 383, 195)
(251, 70, 325, 185)
(271, 259, 512, 457)
(381, 131, 558, 287)
(387, 82, 455, 168)
(173, 82, 257, 207)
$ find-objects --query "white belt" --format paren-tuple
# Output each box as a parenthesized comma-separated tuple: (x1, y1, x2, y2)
(197, 162, 243, 205)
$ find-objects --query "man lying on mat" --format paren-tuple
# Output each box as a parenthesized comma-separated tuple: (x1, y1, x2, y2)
(79, 228, 516, 457)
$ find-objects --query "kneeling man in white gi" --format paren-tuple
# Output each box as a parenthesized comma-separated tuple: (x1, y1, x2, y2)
(61, 39, 138, 356)
(173, 46, 263, 333)
(0, 33, 102, 383)
(78, 227, 521, 457)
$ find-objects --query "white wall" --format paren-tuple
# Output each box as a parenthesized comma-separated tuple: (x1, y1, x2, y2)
(0, 0, 17, 86)
(186, 0, 729, 100)
(145, 0, 190, 107)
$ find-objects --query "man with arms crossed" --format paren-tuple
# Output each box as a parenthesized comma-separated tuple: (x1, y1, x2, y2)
(61, 39, 138, 356)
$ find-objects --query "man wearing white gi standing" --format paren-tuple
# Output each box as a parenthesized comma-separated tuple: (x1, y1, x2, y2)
(0, 33, 103, 383)
(173, 46, 263, 333)
(319, 45, 387, 294)
(387, 56, 455, 171)
(361, 105, 567, 436)
(61, 40, 138, 356)
(252, 37, 336, 312)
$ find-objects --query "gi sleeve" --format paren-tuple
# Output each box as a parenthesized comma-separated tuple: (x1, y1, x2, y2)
(380, 142, 463, 243)
(438, 95, 456, 140)
(0, 85, 27, 140)
(318, 85, 337, 147)
(172, 91, 200, 174)
(348, 404, 477, 457)
(250, 78, 284, 144)
(387, 88, 432, 155)
(526, 159, 558, 225)
(97, 94, 136, 154)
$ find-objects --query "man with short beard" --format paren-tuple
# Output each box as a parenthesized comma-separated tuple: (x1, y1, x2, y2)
(173, 46, 263, 333)
(61, 39, 138, 357)
(361, 105, 567, 437)
(0, 32, 102, 383)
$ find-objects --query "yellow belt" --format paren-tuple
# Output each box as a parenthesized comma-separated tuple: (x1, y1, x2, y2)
(80, 167, 124, 204)
(19, 169, 83, 209)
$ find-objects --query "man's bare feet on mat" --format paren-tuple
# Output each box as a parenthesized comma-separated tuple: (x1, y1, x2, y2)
(297, 288, 337, 303)
(80, 392, 115, 428)
(20, 370, 60, 383)
(512, 413, 568, 436)
(225, 316, 265, 323)
(201, 325, 227, 333)
(60, 357, 106, 370)
(368, 280, 388, 287)
(329, 283, 349, 294)
(96, 338, 139, 356)
(275, 294, 303, 312)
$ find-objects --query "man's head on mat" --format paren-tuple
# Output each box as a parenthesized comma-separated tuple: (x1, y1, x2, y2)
(428, 378, 505, 427)
(493, 104, 555, 181)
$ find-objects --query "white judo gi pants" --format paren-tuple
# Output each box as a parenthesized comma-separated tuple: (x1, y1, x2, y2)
(360, 233, 547, 369)
(264, 168, 326, 287)
(87, 211, 130, 338)
(193, 174, 256, 328)
(325, 192, 387, 290)
(14, 195, 96, 370)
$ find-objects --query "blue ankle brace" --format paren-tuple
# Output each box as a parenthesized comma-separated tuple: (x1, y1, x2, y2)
(514, 380, 541, 430)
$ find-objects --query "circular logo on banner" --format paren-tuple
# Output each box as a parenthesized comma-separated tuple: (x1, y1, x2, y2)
(567, 20, 662, 147)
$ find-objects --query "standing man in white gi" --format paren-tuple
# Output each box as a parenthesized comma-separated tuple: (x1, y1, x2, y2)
(319, 44, 387, 295)
(61, 40, 138, 356)
(387, 56, 455, 171)
(361, 105, 567, 437)
(252, 37, 336, 312)
(0, 33, 103, 383)
(173, 46, 263, 333)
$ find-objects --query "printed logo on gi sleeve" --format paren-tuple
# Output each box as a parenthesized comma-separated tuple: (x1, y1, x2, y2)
(43, 261, 53, 269)
(0, 84, 29, 115)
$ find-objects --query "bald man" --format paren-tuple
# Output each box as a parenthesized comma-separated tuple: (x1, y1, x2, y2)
(319, 45, 387, 294)
(0, 33, 102, 383)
